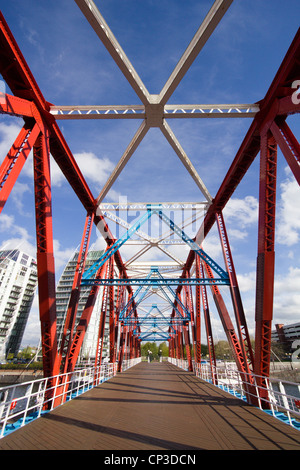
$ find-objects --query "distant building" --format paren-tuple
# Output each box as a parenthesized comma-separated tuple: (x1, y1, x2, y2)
(0, 249, 38, 360)
(56, 250, 110, 362)
(272, 322, 300, 349)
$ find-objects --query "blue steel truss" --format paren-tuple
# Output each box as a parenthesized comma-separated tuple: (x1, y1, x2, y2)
(81, 205, 229, 282)
(119, 283, 151, 320)
(81, 277, 230, 286)
(130, 305, 176, 335)
(81, 207, 230, 341)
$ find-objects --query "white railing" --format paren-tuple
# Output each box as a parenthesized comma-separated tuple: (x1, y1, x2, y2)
(0, 357, 141, 439)
(168, 358, 300, 430)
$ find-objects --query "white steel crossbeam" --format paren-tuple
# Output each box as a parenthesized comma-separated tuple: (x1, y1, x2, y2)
(74, 0, 151, 105)
(98, 201, 208, 210)
(50, 103, 259, 119)
(74, 0, 234, 207)
(96, 121, 149, 204)
(158, 0, 234, 104)
(161, 120, 213, 203)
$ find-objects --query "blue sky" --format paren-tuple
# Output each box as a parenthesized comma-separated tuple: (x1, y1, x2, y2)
(0, 0, 299, 347)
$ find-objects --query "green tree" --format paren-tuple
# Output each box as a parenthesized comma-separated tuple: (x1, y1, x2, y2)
(158, 342, 169, 356)
(214, 340, 234, 360)
(141, 342, 157, 359)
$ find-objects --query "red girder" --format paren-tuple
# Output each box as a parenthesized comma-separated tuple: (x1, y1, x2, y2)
(183, 274, 197, 363)
(59, 213, 94, 373)
(270, 119, 300, 185)
(0, 121, 40, 213)
(198, 258, 218, 385)
(108, 256, 115, 361)
(65, 260, 108, 373)
(216, 211, 255, 368)
(0, 11, 134, 377)
(194, 257, 202, 364)
(179, 28, 300, 394)
(33, 129, 60, 379)
(185, 28, 300, 262)
(113, 284, 126, 363)
(202, 261, 254, 387)
(254, 133, 277, 406)
(0, 12, 131, 276)
(94, 260, 111, 369)
(178, 291, 192, 371)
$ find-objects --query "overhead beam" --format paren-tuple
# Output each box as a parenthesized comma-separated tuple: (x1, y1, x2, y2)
(158, 0, 234, 104)
(74, 0, 151, 105)
(96, 121, 149, 204)
(81, 277, 230, 286)
(50, 103, 259, 120)
(160, 120, 213, 203)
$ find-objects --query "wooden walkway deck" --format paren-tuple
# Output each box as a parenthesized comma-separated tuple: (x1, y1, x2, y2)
(0, 361, 300, 451)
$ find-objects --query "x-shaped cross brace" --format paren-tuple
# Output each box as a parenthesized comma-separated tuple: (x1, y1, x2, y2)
(75, 0, 234, 204)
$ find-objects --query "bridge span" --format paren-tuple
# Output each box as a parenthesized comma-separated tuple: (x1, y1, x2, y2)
(0, 361, 299, 451)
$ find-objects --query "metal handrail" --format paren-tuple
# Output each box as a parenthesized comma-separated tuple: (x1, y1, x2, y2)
(0, 358, 141, 438)
(169, 358, 300, 430)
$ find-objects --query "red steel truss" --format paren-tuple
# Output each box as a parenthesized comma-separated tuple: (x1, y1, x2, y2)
(0, 7, 299, 409)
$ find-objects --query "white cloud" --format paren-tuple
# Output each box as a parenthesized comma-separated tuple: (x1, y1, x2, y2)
(0, 213, 36, 257)
(202, 234, 222, 261)
(224, 195, 258, 235)
(273, 267, 300, 324)
(0, 213, 14, 232)
(277, 175, 300, 246)
(53, 239, 76, 272)
(11, 182, 31, 215)
(237, 271, 256, 293)
(0, 121, 23, 162)
(74, 152, 115, 187)
(0, 236, 36, 258)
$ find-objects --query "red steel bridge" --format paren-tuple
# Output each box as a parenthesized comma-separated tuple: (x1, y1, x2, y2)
(0, 0, 299, 442)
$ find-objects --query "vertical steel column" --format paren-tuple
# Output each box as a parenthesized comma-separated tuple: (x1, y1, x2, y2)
(199, 259, 218, 384)
(179, 292, 193, 371)
(203, 261, 258, 404)
(176, 324, 182, 359)
(184, 274, 196, 363)
(168, 336, 174, 358)
(169, 308, 176, 358)
(33, 129, 59, 379)
(118, 292, 132, 371)
(115, 284, 126, 363)
(195, 256, 202, 363)
(254, 132, 277, 406)
(94, 259, 111, 369)
(117, 323, 126, 372)
(108, 256, 115, 362)
(111, 283, 122, 363)
(270, 119, 300, 185)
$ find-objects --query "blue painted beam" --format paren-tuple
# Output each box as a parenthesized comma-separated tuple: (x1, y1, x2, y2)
(81, 206, 229, 283)
(81, 277, 230, 286)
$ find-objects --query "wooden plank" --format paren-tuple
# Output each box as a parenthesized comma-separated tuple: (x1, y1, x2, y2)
(0, 362, 299, 450)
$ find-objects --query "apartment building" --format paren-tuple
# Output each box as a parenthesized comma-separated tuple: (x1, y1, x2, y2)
(56, 250, 110, 362)
(0, 249, 38, 360)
